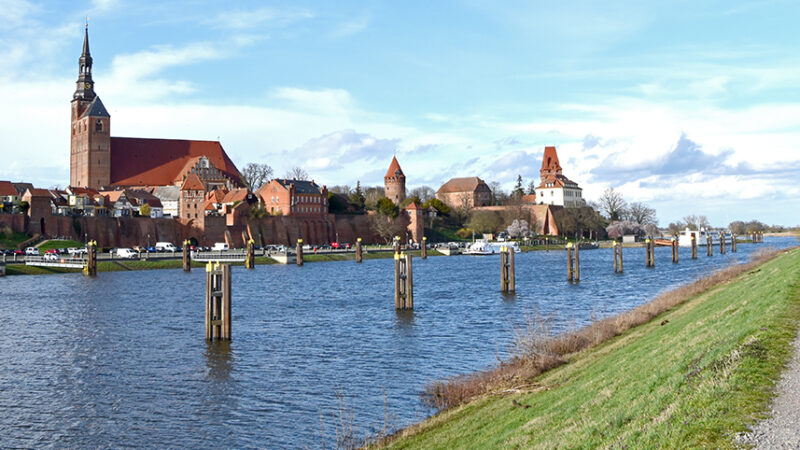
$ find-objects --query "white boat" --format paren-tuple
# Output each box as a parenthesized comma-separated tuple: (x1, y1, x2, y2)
(678, 228, 729, 247)
(464, 239, 521, 255)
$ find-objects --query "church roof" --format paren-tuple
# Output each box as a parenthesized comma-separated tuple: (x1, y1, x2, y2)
(181, 173, 205, 191)
(437, 176, 490, 194)
(384, 156, 405, 179)
(109, 137, 241, 187)
(80, 96, 109, 118)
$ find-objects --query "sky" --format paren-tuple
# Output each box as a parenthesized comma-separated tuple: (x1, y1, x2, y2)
(1, 0, 799, 227)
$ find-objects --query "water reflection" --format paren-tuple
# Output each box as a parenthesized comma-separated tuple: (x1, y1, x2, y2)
(205, 340, 233, 381)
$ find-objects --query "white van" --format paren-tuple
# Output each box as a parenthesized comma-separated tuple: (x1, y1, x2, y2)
(116, 248, 138, 259)
(212, 242, 229, 251)
(25, 247, 39, 255)
(155, 242, 177, 252)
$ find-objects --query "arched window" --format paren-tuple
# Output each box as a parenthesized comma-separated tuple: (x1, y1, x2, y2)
(95, 119, 103, 132)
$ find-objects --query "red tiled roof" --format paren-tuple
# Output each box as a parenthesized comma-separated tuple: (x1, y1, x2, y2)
(109, 137, 241, 187)
(26, 188, 52, 197)
(206, 188, 227, 203)
(181, 173, 205, 191)
(0, 181, 17, 196)
(102, 190, 125, 203)
(384, 156, 404, 179)
(221, 188, 249, 204)
(437, 177, 490, 194)
(405, 201, 421, 210)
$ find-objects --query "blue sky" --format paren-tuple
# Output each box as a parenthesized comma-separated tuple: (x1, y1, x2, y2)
(1, 0, 800, 226)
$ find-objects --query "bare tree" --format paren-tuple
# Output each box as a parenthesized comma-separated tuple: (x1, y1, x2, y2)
(408, 186, 435, 202)
(240, 163, 273, 190)
(284, 166, 309, 180)
(626, 201, 657, 225)
(598, 188, 628, 221)
(683, 214, 710, 230)
(488, 181, 506, 206)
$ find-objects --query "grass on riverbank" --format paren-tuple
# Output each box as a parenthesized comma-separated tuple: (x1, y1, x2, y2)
(36, 239, 84, 251)
(380, 247, 800, 448)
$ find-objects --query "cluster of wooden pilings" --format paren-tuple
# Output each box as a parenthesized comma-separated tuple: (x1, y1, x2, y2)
(613, 241, 624, 273)
(205, 262, 232, 340)
(394, 251, 414, 310)
(751, 232, 764, 243)
(566, 242, 580, 282)
(670, 238, 679, 263)
(719, 233, 726, 255)
(501, 246, 516, 292)
(83, 240, 97, 277)
(645, 238, 655, 268)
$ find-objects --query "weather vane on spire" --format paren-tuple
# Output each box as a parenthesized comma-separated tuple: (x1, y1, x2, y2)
(85, 15, 89, 29)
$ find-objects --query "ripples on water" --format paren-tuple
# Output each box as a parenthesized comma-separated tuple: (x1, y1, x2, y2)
(0, 237, 794, 447)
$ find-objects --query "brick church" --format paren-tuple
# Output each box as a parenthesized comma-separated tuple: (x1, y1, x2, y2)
(69, 26, 243, 194)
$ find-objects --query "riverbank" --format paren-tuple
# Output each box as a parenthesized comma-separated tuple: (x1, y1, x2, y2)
(2, 248, 445, 276)
(379, 247, 800, 448)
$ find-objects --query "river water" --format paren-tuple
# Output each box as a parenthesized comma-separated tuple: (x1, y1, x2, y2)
(0, 237, 795, 448)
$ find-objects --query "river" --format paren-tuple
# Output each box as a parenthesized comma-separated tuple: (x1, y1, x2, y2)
(0, 237, 794, 448)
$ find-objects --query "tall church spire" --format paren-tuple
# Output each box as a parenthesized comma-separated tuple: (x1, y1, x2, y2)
(73, 23, 96, 101)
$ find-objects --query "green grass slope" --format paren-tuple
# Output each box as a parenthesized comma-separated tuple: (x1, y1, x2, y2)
(386, 249, 800, 449)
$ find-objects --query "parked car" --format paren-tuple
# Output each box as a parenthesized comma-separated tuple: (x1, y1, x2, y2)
(45, 249, 59, 254)
(115, 248, 138, 259)
(44, 253, 59, 261)
(146, 246, 157, 253)
(155, 242, 177, 252)
(212, 242, 229, 251)
(25, 247, 39, 256)
(13, 249, 24, 255)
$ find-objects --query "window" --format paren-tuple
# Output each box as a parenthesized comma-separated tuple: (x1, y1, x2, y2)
(95, 119, 103, 132)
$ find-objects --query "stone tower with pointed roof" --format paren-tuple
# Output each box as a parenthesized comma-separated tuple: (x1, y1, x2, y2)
(70, 25, 111, 189)
(384, 156, 406, 205)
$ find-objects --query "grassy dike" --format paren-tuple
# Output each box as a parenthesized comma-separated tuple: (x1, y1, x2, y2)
(381, 248, 800, 449)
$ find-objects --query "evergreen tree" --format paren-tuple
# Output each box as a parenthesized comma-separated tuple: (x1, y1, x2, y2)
(512, 175, 525, 198)
(349, 180, 366, 209)
(527, 181, 537, 195)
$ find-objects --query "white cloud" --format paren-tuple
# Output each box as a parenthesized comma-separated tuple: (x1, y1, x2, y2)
(330, 15, 370, 38)
(209, 7, 313, 30)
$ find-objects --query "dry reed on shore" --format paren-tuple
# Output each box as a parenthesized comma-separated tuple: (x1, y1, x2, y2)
(421, 247, 790, 412)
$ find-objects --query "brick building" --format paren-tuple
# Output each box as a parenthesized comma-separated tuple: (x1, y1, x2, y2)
(436, 177, 493, 211)
(69, 26, 242, 199)
(384, 156, 406, 205)
(256, 179, 329, 217)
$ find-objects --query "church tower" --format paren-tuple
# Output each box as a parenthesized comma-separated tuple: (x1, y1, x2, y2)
(70, 25, 111, 189)
(384, 156, 406, 205)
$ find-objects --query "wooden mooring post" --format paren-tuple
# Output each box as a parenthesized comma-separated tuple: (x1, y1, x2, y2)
(645, 238, 655, 268)
(719, 233, 726, 255)
(83, 240, 97, 277)
(707, 235, 713, 256)
(296, 239, 304, 266)
(182, 239, 191, 272)
(566, 243, 575, 282)
(394, 252, 414, 309)
(732, 234, 737, 252)
(205, 262, 232, 340)
(421, 236, 427, 259)
(671, 237, 679, 263)
(501, 245, 516, 292)
(691, 235, 698, 259)
(574, 241, 581, 282)
(613, 241, 624, 273)
(245, 239, 255, 269)
(355, 238, 363, 263)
